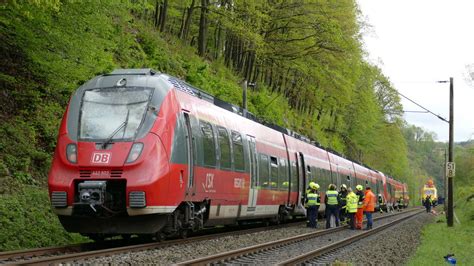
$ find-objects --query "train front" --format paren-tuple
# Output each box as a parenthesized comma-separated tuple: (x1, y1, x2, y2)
(48, 69, 178, 238)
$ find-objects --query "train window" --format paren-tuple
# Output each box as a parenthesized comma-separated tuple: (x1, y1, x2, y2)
(310, 166, 318, 183)
(231, 131, 245, 171)
(323, 169, 331, 189)
(331, 170, 337, 184)
(290, 161, 298, 192)
(306, 165, 312, 180)
(270, 156, 278, 189)
(319, 168, 326, 188)
(270, 156, 278, 166)
(200, 121, 216, 167)
(279, 159, 288, 191)
(259, 154, 269, 188)
(217, 127, 231, 170)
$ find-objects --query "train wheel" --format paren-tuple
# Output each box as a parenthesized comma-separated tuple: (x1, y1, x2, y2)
(179, 229, 189, 239)
(155, 233, 166, 242)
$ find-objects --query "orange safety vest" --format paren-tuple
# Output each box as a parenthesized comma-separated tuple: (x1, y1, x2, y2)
(363, 190, 376, 212)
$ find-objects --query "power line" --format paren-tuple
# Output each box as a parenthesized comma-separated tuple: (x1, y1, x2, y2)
(396, 90, 449, 123)
(403, 110, 429, 113)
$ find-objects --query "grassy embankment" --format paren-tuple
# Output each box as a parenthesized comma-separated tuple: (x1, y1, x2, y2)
(408, 188, 474, 264)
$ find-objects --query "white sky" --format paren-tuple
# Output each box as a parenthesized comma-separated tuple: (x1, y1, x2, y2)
(357, 0, 474, 142)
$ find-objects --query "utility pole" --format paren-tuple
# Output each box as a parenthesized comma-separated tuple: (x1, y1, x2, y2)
(437, 78, 454, 227)
(443, 147, 447, 212)
(447, 77, 454, 227)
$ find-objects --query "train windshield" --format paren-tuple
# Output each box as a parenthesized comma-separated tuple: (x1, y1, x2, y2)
(79, 87, 153, 141)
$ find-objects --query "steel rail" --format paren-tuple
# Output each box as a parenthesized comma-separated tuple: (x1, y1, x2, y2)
(0, 244, 85, 261)
(12, 220, 305, 265)
(177, 208, 421, 265)
(278, 209, 425, 265)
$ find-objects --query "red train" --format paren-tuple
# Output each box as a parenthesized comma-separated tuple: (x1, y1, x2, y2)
(48, 69, 409, 240)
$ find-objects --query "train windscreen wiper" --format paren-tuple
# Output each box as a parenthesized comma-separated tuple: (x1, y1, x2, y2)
(102, 110, 130, 149)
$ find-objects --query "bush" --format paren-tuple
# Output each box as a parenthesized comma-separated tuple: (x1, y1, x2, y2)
(0, 179, 86, 251)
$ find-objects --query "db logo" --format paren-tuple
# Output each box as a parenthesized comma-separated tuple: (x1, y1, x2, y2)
(91, 152, 111, 164)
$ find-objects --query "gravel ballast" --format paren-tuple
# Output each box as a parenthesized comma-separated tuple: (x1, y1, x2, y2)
(319, 212, 435, 265)
(83, 209, 433, 265)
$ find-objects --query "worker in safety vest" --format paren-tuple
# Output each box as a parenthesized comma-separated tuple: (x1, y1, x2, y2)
(303, 182, 314, 209)
(338, 184, 348, 224)
(363, 186, 376, 230)
(345, 187, 358, 230)
(305, 182, 320, 228)
(396, 197, 403, 212)
(378, 194, 384, 213)
(325, 184, 340, 229)
(424, 195, 432, 213)
(355, 185, 365, 229)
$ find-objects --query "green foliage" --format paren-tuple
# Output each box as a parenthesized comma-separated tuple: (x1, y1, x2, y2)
(408, 142, 474, 264)
(454, 141, 474, 193)
(0, 178, 86, 251)
(408, 203, 474, 265)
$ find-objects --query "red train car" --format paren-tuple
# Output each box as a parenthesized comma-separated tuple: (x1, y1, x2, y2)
(385, 177, 409, 210)
(48, 69, 408, 240)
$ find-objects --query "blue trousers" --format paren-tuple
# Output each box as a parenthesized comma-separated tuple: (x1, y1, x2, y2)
(307, 205, 319, 228)
(365, 211, 373, 228)
(326, 205, 340, 228)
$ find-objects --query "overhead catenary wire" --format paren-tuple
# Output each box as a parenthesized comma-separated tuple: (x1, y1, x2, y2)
(403, 110, 429, 113)
(395, 90, 449, 123)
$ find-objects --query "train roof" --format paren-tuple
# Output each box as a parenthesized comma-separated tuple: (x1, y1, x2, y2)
(106, 69, 397, 181)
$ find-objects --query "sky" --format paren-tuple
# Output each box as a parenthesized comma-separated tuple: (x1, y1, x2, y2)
(357, 0, 474, 142)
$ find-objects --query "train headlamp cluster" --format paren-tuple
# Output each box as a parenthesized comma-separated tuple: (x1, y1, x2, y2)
(126, 143, 144, 163)
(66, 144, 77, 163)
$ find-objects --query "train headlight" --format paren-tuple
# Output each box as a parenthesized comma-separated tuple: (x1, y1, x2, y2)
(126, 143, 144, 163)
(66, 144, 77, 163)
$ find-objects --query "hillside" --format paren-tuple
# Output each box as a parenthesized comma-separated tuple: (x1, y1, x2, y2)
(0, 0, 462, 250)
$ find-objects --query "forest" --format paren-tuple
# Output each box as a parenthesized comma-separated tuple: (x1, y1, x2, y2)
(0, 0, 472, 250)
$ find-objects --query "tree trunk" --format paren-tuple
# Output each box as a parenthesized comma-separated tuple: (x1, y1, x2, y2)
(180, 0, 195, 40)
(154, 0, 160, 28)
(252, 62, 260, 85)
(159, 0, 168, 32)
(224, 33, 232, 66)
(245, 51, 255, 81)
(214, 23, 223, 59)
(198, 0, 209, 56)
(178, 7, 186, 38)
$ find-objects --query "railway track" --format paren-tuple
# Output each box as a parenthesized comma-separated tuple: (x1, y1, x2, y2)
(0, 238, 145, 265)
(177, 208, 424, 265)
(1, 219, 305, 265)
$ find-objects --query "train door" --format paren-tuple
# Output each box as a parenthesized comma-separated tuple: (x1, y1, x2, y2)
(246, 135, 258, 212)
(183, 112, 196, 197)
(376, 180, 380, 197)
(297, 152, 307, 206)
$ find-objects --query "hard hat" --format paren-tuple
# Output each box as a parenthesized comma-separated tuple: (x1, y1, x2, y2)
(341, 184, 347, 189)
(356, 185, 363, 191)
(311, 183, 320, 190)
